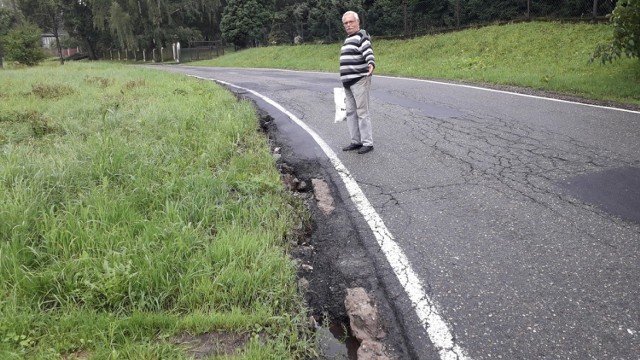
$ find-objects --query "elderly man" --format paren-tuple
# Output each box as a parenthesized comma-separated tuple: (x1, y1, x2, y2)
(340, 10, 376, 154)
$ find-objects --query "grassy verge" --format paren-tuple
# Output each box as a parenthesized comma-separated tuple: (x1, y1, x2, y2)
(196, 21, 640, 106)
(0, 62, 312, 359)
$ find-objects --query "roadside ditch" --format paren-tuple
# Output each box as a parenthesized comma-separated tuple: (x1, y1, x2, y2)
(256, 106, 413, 360)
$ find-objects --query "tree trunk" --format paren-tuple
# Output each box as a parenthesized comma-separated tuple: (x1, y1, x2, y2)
(53, 27, 65, 65)
(456, 0, 460, 28)
(11, 0, 22, 24)
(403, 0, 408, 36)
(40, 5, 65, 64)
(83, 37, 98, 60)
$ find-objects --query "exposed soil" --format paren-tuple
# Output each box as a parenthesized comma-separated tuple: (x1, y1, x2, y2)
(174, 331, 253, 359)
(256, 107, 412, 359)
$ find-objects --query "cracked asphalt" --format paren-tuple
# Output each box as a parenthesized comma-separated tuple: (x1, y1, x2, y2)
(158, 66, 639, 360)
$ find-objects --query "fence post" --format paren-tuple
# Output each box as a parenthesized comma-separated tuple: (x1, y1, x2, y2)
(143, 49, 146, 62)
(160, 47, 164, 62)
(592, 0, 598, 19)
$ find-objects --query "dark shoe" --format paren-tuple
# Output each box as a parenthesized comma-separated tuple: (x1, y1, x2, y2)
(357, 146, 374, 154)
(342, 143, 363, 151)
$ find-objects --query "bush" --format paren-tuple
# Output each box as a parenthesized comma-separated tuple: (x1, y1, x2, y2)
(3, 23, 48, 66)
(592, 0, 640, 64)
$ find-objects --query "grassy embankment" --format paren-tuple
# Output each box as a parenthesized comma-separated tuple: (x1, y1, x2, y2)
(0, 62, 312, 359)
(198, 21, 640, 107)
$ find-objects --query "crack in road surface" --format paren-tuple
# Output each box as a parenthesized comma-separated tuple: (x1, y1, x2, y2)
(395, 109, 639, 234)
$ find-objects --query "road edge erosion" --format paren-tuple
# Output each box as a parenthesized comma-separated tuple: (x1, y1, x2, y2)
(248, 95, 415, 359)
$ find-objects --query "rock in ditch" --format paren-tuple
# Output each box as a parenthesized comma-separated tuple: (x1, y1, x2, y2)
(344, 287, 391, 360)
(358, 339, 388, 360)
(311, 178, 335, 215)
(282, 173, 299, 191)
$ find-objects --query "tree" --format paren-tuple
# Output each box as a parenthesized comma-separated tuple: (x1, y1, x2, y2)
(61, 0, 106, 60)
(220, 0, 270, 48)
(414, 0, 453, 30)
(464, 0, 526, 23)
(85, 0, 222, 58)
(269, 0, 303, 45)
(0, 6, 20, 67)
(19, 0, 66, 64)
(592, 0, 640, 63)
(367, 0, 404, 36)
(2, 22, 48, 65)
(176, 0, 224, 43)
(305, 0, 362, 43)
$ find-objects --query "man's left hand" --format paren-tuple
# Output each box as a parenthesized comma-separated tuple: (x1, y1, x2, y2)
(368, 64, 375, 76)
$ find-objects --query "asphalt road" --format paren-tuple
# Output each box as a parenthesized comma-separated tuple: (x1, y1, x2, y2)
(158, 66, 639, 360)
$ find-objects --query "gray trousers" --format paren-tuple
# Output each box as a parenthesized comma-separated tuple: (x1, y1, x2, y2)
(345, 76, 373, 146)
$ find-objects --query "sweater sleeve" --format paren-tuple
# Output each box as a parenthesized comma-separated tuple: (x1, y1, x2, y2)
(359, 30, 375, 67)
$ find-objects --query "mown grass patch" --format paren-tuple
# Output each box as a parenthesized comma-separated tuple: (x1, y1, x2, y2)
(0, 62, 312, 359)
(197, 21, 640, 106)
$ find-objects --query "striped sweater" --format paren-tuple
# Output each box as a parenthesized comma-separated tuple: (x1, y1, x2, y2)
(340, 29, 375, 86)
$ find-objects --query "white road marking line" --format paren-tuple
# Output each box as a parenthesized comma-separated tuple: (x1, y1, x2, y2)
(195, 67, 639, 115)
(188, 75, 471, 360)
(376, 75, 640, 115)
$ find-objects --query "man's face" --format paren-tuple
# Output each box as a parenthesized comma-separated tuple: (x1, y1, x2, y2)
(343, 14, 359, 35)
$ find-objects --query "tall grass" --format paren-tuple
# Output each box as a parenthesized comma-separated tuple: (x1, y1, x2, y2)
(198, 22, 640, 106)
(0, 62, 312, 359)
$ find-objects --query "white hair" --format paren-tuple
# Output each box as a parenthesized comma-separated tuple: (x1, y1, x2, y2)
(342, 11, 359, 22)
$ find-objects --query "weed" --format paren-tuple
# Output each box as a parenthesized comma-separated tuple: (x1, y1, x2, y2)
(28, 112, 55, 137)
(124, 79, 146, 90)
(31, 83, 75, 99)
(0, 110, 56, 135)
(84, 75, 114, 88)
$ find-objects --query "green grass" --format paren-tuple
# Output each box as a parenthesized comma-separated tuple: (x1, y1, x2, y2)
(0, 62, 313, 359)
(197, 21, 640, 106)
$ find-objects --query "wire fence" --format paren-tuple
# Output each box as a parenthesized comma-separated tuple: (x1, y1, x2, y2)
(95, 41, 224, 63)
(178, 41, 225, 62)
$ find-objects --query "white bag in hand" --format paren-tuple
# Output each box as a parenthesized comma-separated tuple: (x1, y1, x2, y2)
(333, 87, 347, 123)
